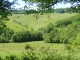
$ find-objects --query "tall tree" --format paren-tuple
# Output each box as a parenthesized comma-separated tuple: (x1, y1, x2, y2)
(0, 0, 80, 22)
(0, 0, 17, 22)
(23, 0, 80, 12)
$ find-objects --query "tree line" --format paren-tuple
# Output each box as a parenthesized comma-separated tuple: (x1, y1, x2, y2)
(0, 0, 80, 20)
(10, 8, 74, 14)
(0, 14, 80, 46)
(11, 9, 38, 14)
(0, 27, 43, 43)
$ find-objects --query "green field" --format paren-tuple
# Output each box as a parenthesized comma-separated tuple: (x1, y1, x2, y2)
(0, 41, 65, 58)
(0, 41, 80, 60)
(6, 13, 77, 32)
(0, 41, 65, 51)
(1, 13, 80, 60)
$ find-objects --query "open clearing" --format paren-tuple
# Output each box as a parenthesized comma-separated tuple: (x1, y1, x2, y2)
(0, 41, 65, 51)
(0, 41, 65, 58)
(6, 13, 77, 32)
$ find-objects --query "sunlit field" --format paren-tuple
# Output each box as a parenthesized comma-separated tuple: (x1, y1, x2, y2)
(0, 41, 65, 51)
(0, 13, 80, 60)
(6, 13, 77, 32)
(0, 41, 80, 60)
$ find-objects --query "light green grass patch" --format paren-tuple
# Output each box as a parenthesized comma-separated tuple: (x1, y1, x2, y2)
(6, 13, 77, 32)
(0, 41, 65, 51)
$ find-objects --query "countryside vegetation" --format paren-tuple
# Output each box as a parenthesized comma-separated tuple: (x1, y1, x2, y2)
(0, 0, 80, 60)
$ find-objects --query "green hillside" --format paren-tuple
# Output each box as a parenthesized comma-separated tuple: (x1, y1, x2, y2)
(6, 13, 77, 32)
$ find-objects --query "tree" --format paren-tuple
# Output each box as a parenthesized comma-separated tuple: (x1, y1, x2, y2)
(0, 0, 17, 22)
(0, 0, 80, 22)
(23, 0, 80, 13)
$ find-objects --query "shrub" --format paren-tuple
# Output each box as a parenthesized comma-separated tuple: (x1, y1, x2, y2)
(72, 33, 80, 46)
(11, 31, 43, 42)
(43, 33, 52, 43)
(55, 19, 72, 27)
(25, 44, 32, 50)
(0, 56, 3, 60)
(5, 55, 19, 60)
(0, 28, 14, 43)
(43, 23, 54, 33)
(43, 29, 58, 43)
(0, 24, 5, 34)
(42, 14, 80, 44)
(64, 44, 72, 50)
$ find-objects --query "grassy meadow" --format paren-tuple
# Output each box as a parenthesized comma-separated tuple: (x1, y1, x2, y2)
(0, 41, 80, 60)
(1, 13, 80, 60)
(6, 13, 77, 32)
(0, 41, 65, 51)
(0, 41, 65, 59)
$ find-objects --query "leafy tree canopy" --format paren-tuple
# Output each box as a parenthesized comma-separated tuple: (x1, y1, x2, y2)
(0, 0, 80, 22)
(0, 0, 17, 22)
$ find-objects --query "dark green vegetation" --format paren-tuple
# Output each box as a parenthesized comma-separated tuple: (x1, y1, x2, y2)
(1, 0, 80, 60)
(42, 14, 80, 44)
(0, 13, 77, 43)
(0, 13, 80, 60)
(0, 28, 42, 43)
(0, 13, 80, 44)
(11, 31, 42, 42)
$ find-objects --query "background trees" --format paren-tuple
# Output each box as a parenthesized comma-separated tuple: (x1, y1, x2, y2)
(0, 0, 80, 20)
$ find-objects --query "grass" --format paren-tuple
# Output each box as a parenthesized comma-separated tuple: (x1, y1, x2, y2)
(0, 41, 65, 51)
(1, 13, 79, 59)
(0, 41, 65, 59)
(0, 41, 80, 60)
(6, 13, 77, 32)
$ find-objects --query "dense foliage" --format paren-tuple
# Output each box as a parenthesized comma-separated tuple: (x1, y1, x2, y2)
(0, 45, 80, 60)
(0, 0, 16, 20)
(1, 14, 80, 44)
(0, 0, 80, 20)
(0, 28, 14, 43)
(0, 29, 43, 43)
(11, 9, 38, 14)
(42, 14, 80, 44)
(54, 8, 73, 13)
(11, 31, 42, 42)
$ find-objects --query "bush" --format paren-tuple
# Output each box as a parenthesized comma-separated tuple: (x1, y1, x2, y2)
(72, 33, 80, 46)
(55, 19, 72, 27)
(42, 14, 80, 44)
(0, 25, 4, 34)
(0, 28, 14, 43)
(43, 29, 59, 43)
(25, 44, 32, 50)
(11, 31, 43, 42)
(43, 23, 54, 33)
(64, 44, 72, 50)
(43, 33, 52, 43)
(5, 55, 19, 60)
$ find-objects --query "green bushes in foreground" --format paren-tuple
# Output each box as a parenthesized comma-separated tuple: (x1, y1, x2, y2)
(0, 46, 80, 60)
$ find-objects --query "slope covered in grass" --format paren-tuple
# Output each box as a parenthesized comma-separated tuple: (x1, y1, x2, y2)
(6, 13, 77, 32)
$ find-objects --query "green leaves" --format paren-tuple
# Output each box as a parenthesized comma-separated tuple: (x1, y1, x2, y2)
(0, 0, 17, 21)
